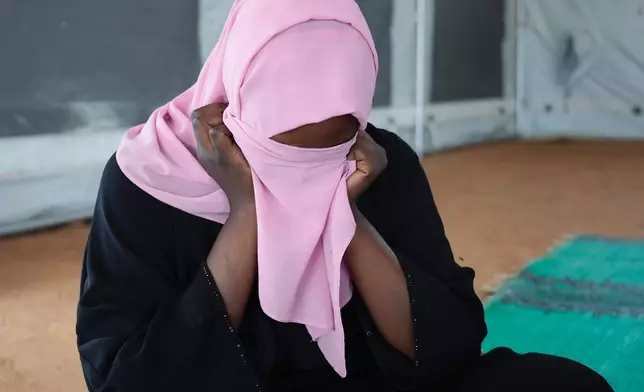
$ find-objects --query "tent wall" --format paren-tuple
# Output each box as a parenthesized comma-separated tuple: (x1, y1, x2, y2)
(369, 0, 516, 152)
(1, 0, 642, 235)
(0, 1, 200, 235)
(0, 1, 201, 138)
(515, 0, 644, 139)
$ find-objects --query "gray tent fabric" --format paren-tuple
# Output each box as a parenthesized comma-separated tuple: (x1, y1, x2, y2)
(431, 0, 505, 103)
(0, 0, 201, 235)
(0, 0, 200, 138)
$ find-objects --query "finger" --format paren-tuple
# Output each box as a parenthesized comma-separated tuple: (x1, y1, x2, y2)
(357, 130, 378, 147)
(195, 102, 228, 125)
(356, 131, 385, 161)
(348, 141, 368, 162)
(346, 147, 356, 161)
(218, 124, 234, 139)
(210, 127, 251, 169)
(230, 144, 251, 168)
(192, 113, 216, 153)
(346, 132, 364, 161)
(209, 126, 233, 151)
(191, 110, 200, 127)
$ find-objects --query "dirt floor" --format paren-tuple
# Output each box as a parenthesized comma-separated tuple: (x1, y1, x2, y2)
(1, 140, 643, 392)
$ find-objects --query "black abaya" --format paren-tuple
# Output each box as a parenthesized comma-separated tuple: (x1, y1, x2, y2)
(76, 124, 612, 392)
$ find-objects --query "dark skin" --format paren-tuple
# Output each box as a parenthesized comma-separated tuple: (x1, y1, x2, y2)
(192, 103, 415, 359)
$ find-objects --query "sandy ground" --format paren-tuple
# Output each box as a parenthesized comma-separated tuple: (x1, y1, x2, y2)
(1, 140, 643, 391)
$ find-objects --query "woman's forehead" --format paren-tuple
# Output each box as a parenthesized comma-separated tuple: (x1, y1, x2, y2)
(271, 115, 358, 148)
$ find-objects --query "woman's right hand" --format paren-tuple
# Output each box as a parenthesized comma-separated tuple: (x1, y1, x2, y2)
(192, 103, 255, 214)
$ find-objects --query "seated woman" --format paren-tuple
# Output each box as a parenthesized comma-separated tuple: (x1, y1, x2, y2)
(76, 1, 613, 391)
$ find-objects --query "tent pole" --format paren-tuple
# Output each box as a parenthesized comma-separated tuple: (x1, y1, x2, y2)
(415, 0, 430, 155)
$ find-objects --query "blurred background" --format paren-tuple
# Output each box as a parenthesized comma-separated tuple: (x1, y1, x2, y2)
(1, 0, 643, 391)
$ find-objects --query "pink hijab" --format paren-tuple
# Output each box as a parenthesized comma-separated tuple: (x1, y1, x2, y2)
(116, 0, 378, 377)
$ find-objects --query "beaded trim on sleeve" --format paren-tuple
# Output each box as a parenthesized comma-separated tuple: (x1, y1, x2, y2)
(201, 264, 263, 392)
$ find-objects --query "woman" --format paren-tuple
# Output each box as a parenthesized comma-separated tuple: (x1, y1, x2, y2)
(76, 1, 613, 391)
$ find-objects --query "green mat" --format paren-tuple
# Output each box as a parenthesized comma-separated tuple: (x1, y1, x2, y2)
(483, 236, 644, 391)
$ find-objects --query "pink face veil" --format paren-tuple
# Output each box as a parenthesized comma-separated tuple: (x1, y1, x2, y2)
(116, 0, 378, 377)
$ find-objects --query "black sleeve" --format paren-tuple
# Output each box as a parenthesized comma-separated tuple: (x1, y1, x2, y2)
(76, 156, 260, 392)
(356, 128, 487, 390)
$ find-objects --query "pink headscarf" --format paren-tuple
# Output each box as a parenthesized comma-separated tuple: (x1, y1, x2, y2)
(116, 0, 378, 376)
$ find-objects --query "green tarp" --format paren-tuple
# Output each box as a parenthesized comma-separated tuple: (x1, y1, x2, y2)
(483, 236, 644, 391)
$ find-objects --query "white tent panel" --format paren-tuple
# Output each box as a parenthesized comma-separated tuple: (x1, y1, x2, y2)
(516, 0, 644, 139)
(0, 132, 122, 234)
(371, 99, 515, 152)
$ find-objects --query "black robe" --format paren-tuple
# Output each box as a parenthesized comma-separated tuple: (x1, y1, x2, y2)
(76, 125, 612, 392)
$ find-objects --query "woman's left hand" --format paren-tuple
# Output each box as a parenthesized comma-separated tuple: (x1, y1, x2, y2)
(346, 131, 388, 201)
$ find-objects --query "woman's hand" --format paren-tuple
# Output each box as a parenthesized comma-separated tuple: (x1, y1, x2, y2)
(344, 132, 413, 358)
(344, 133, 412, 357)
(192, 103, 255, 214)
(193, 104, 258, 327)
(346, 131, 388, 201)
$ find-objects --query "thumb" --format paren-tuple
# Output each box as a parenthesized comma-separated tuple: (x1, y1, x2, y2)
(210, 127, 249, 168)
(347, 144, 358, 161)
(346, 170, 364, 201)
